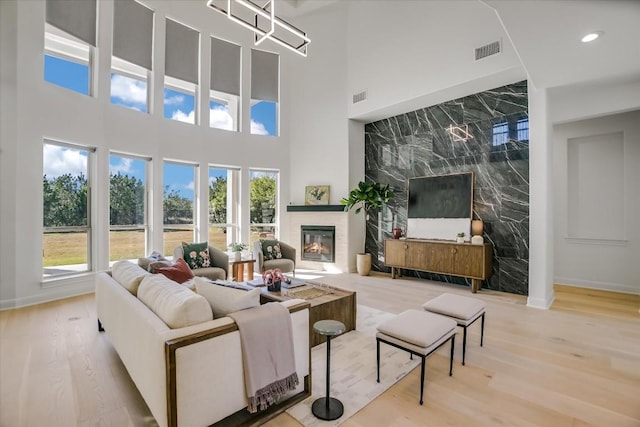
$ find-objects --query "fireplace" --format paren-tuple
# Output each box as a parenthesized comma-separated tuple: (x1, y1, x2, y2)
(301, 225, 335, 263)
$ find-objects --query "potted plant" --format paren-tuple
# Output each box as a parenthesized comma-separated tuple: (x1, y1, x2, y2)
(228, 242, 248, 261)
(456, 232, 465, 243)
(262, 268, 287, 292)
(341, 181, 395, 276)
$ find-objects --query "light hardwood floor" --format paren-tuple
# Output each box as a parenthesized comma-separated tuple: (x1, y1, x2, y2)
(1, 273, 639, 426)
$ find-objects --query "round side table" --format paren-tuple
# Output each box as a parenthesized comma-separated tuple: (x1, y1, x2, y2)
(312, 319, 346, 421)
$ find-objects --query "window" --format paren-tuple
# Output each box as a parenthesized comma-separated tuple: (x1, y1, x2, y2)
(163, 161, 197, 256)
(251, 49, 279, 136)
(492, 121, 509, 146)
(165, 19, 199, 124)
(249, 169, 278, 246)
(210, 37, 241, 131)
(43, 141, 94, 278)
(516, 118, 529, 142)
(109, 153, 149, 262)
(208, 167, 240, 250)
(111, 0, 154, 113)
(44, 0, 96, 96)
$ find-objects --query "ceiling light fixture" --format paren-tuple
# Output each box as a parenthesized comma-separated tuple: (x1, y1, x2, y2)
(206, 0, 310, 57)
(581, 31, 603, 43)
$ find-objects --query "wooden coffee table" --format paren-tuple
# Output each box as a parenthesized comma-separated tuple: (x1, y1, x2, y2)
(260, 283, 356, 347)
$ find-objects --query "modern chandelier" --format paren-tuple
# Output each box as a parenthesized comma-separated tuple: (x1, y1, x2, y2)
(206, 0, 310, 57)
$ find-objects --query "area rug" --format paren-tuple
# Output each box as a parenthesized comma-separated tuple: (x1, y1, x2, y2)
(286, 305, 420, 426)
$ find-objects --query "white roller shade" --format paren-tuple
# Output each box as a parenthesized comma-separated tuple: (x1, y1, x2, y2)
(46, 0, 97, 46)
(165, 18, 199, 85)
(113, 0, 153, 70)
(251, 49, 279, 102)
(210, 37, 240, 96)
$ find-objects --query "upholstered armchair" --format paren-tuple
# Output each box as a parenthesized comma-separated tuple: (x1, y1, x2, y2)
(173, 244, 229, 281)
(253, 239, 296, 276)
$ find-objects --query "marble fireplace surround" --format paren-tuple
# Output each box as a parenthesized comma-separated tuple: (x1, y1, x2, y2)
(364, 81, 530, 295)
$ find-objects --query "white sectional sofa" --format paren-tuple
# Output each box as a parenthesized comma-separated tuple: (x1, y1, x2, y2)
(95, 261, 310, 427)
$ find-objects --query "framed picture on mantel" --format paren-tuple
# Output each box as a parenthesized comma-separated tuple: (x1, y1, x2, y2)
(305, 185, 330, 205)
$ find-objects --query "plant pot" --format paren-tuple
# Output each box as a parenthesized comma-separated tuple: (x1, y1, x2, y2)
(356, 253, 372, 276)
(456, 237, 464, 243)
(267, 281, 281, 292)
(234, 251, 241, 261)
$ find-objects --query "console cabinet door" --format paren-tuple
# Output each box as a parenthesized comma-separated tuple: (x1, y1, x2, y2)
(451, 245, 485, 278)
(384, 239, 406, 267)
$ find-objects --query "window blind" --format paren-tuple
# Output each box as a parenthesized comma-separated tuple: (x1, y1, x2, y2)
(113, 0, 153, 70)
(210, 37, 241, 96)
(46, 0, 97, 46)
(251, 49, 279, 102)
(165, 18, 199, 85)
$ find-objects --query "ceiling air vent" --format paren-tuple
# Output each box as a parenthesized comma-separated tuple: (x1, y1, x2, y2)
(353, 90, 367, 104)
(475, 40, 501, 60)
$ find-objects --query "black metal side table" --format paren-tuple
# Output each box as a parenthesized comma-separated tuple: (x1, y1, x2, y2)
(312, 319, 346, 420)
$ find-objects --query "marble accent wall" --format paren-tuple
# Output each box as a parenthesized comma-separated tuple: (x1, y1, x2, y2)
(364, 81, 529, 295)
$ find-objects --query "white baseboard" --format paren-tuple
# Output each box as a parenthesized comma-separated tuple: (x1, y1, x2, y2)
(0, 284, 95, 311)
(527, 294, 555, 310)
(554, 276, 640, 296)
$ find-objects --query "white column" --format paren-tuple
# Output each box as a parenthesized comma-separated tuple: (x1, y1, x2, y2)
(527, 81, 555, 309)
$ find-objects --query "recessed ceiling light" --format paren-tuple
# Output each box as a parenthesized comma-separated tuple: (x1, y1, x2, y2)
(581, 32, 603, 43)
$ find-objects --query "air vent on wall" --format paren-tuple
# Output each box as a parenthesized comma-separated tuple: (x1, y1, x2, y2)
(475, 40, 501, 60)
(353, 90, 367, 104)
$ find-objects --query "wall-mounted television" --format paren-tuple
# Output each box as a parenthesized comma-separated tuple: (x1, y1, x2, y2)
(406, 172, 473, 241)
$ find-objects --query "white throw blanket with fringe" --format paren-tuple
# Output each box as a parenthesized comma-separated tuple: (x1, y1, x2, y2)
(228, 302, 299, 413)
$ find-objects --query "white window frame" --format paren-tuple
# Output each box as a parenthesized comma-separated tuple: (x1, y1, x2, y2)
(163, 160, 198, 243)
(164, 76, 198, 124)
(44, 24, 94, 96)
(110, 57, 152, 113)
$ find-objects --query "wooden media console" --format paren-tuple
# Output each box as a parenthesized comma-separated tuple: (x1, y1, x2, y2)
(384, 239, 492, 292)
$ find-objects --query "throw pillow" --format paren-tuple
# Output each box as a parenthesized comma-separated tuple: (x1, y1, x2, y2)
(148, 260, 173, 274)
(155, 258, 195, 284)
(194, 277, 261, 319)
(138, 251, 169, 271)
(181, 242, 211, 269)
(261, 240, 283, 261)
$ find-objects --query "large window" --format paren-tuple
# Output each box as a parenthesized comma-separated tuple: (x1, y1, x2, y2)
(210, 37, 241, 131)
(44, 0, 96, 96)
(249, 169, 278, 246)
(109, 153, 149, 262)
(164, 18, 199, 124)
(163, 161, 197, 256)
(111, 0, 153, 113)
(208, 167, 240, 250)
(43, 141, 94, 278)
(250, 49, 279, 136)
(492, 121, 509, 147)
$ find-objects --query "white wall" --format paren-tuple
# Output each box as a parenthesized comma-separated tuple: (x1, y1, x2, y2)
(553, 110, 640, 295)
(0, 0, 296, 308)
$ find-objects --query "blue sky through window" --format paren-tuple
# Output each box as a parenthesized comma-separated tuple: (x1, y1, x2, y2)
(44, 54, 89, 95)
(251, 101, 276, 136)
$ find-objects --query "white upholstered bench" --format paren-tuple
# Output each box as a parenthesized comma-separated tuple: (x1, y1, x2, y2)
(376, 309, 457, 405)
(423, 293, 486, 365)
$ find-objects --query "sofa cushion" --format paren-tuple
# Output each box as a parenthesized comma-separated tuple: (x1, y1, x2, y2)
(112, 260, 151, 295)
(182, 241, 211, 269)
(137, 274, 213, 329)
(261, 240, 283, 261)
(155, 258, 194, 284)
(137, 251, 169, 271)
(194, 277, 261, 319)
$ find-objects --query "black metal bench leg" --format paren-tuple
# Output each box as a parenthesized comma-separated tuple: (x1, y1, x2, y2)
(449, 334, 455, 376)
(462, 326, 467, 365)
(98, 319, 104, 332)
(376, 338, 380, 383)
(419, 356, 425, 405)
(480, 313, 485, 347)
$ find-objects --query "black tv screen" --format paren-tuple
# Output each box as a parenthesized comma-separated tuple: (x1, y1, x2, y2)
(408, 173, 473, 219)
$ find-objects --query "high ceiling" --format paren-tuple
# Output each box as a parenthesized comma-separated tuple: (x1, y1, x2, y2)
(280, 0, 640, 92)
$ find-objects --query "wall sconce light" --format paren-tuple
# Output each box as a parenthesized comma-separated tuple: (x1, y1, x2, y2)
(206, 0, 310, 57)
(446, 124, 474, 142)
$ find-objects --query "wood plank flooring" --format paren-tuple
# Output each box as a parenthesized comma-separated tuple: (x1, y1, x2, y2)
(1, 273, 639, 426)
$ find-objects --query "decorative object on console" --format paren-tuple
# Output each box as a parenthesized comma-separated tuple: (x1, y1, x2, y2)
(341, 181, 395, 276)
(471, 235, 484, 245)
(392, 227, 403, 239)
(305, 185, 330, 205)
(228, 242, 248, 261)
(471, 219, 484, 245)
(456, 232, 465, 244)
